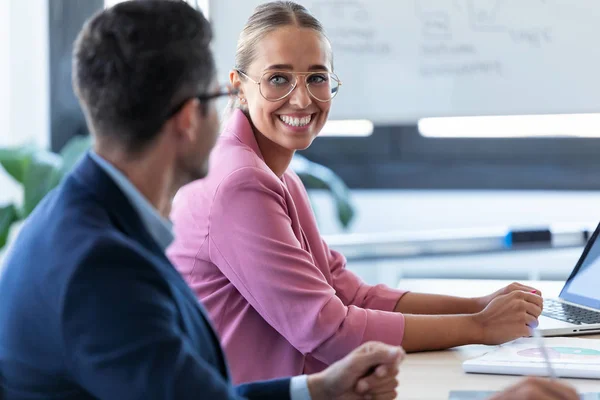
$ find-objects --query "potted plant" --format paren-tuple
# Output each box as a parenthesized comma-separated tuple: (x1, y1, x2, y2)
(291, 154, 354, 229)
(0, 135, 92, 251)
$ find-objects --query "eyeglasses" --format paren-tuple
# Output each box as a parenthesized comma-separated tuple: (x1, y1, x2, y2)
(166, 85, 239, 119)
(236, 69, 341, 102)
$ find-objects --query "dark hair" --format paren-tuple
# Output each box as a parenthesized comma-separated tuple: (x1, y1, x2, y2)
(72, 0, 215, 152)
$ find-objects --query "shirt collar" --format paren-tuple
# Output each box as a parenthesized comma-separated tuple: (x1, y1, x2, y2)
(89, 151, 174, 251)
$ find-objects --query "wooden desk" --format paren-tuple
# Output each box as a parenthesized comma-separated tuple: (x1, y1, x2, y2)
(394, 279, 600, 399)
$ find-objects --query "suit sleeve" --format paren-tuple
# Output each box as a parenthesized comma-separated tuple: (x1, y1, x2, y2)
(61, 238, 289, 400)
(208, 168, 405, 366)
(237, 378, 292, 400)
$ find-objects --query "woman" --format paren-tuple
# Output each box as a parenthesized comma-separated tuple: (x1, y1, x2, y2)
(167, 1, 543, 385)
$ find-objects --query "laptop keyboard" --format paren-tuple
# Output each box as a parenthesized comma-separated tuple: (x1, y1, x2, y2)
(542, 299, 600, 325)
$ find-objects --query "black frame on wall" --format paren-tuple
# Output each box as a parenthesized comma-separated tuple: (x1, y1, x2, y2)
(49, 0, 104, 152)
(300, 126, 600, 190)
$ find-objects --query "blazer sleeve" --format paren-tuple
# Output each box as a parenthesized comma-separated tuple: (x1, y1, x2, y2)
(236, 379, 291, 400)
(61, 237, 289, 400)
(207, 167, 406, 366)
(324, 239, 409, 311)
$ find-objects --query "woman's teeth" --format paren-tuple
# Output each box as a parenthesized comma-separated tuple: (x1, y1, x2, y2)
(279, 115, 312, 127)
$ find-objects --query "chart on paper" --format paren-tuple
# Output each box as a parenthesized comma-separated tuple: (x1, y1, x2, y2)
(463, 337, 600, 378)
(517, 345, 600, 362)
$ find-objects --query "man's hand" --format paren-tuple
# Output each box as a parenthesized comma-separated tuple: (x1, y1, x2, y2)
(489, 377, 578, 400)
(307, 342, 405, 400)
(475, 282, 542, 311)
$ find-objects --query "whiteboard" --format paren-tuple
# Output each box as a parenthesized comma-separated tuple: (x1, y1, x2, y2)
(209, 0, 600, 124)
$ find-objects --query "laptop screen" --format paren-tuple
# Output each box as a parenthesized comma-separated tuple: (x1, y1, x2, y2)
(560, 222, 600, 309)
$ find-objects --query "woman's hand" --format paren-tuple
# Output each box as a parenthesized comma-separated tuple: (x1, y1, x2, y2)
(474, 282, 542, 312)
(472, 290, 543, 344)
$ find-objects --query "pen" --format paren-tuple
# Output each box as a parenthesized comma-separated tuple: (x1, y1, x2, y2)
(531, 326, 558, 379)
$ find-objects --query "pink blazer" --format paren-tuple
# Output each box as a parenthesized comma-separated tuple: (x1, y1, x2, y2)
(167, 110, 407, 384)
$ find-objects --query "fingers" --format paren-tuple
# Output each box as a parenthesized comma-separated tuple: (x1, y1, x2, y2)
(520, 295, 542, 331)
(506, 282, 543, 298)
(524, 299, 543, 318)
(356, 375, 397, 395)
(356, 366, 399, 389)
(374, 365, 389, 378)
(356, 379, 370, 394)
(523, 291, 544, 309)
(351, 342, 405, 376)
(356, 378, 397, 397)
(361, 384, 398, 400)
(524, 312, 538, 328)
(502, 292, 542, 335)
(517, 377, 579, 400)
(537, 379, 579, 400)
(368, 376, 398, 394)
(522, 318, 539, 337)
(365, 392, 397, 400)
(491, 377, 575, 400)
(354, 364, 400, 394)
(528, 317, 539, 329)
(507, 290, 543, 309)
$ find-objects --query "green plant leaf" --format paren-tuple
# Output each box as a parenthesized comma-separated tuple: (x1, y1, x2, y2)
(22, 150, 64, 217)
(0, 146, 35, 184)
(334, 197, 354, 228)
(0, 203, 18, 250)
(291, 154, 355, 229)
(60, 135, 92, 176)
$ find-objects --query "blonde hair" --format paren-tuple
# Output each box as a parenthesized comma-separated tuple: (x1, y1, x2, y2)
(228, 1, 333, 113)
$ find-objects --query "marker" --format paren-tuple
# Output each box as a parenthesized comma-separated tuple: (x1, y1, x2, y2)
(503, 228, 592, 248)
(504, 229, 552, 248)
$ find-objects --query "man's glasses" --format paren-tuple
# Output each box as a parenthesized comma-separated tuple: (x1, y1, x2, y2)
(236, 69, 341, 102)
(166, 85, 239, 119)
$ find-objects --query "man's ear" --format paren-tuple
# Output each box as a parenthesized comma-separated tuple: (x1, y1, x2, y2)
(171, 97, 200, 144)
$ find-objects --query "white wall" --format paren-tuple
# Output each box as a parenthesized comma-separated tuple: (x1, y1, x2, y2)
(0, 0, 49, 207)
(312, 190, 600, 235)
(9, 0, 49, 149)
(0, 1, 9, 146)
(0, 2, 16, 207)
(311, 189, 600, 284)
(0, 0, 49, 269)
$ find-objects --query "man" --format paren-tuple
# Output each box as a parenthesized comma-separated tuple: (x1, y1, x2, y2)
(0, 1, 580, 400)
(0, 1, 402, 399)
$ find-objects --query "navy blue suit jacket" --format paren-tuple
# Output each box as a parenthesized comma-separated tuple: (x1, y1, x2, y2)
(0, 154, 291, 399)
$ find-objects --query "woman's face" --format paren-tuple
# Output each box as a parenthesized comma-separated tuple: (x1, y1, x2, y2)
(234, 26, 333, 153)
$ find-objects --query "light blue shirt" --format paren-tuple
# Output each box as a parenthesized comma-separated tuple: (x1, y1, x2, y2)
(89, 152, 311, 400)
(90, 152, 174, 251)
(290, 375, 311, 400)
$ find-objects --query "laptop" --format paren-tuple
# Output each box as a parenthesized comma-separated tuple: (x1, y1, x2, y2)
(538, 222, 600, 336)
